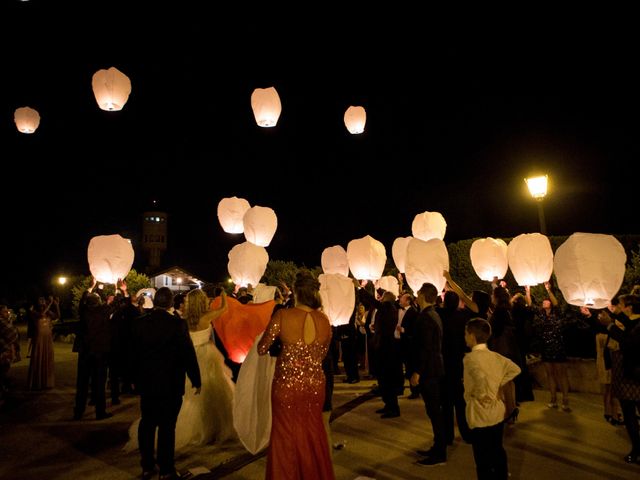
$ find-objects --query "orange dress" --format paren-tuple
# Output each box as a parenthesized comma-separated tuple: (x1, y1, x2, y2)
(257, 307, 335, 480)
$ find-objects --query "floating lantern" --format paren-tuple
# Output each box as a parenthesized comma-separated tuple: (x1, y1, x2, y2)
(217, 196, 251, 234)
(251, 86, 281, 127)
(14, 106, 40, 133)
(344, 105, 366, 134)
(392, 236, 412, 273)
(376, 276, 400, 297)
(91, 66, 132, 111)
(411, 211, 447, 241)
(243, 206, 277, 247)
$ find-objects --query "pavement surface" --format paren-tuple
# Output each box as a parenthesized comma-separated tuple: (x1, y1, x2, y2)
(1, 326, 639, 480)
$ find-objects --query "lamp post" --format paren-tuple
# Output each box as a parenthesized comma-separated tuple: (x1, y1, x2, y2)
(525, 175, 548, 235)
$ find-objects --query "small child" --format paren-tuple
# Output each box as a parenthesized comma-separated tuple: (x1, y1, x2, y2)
(464, 318, 521, 479)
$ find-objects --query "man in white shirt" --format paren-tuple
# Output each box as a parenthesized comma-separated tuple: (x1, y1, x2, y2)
(463, 318, 521, 479)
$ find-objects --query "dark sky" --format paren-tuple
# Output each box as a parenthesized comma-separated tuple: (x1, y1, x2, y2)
(1, 3, 638, 300)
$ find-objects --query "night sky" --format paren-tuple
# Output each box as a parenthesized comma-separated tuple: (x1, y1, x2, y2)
(1, 3, 638, 301)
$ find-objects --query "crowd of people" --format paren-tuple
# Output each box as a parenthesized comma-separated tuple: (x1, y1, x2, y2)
(1, 269, 639, 479)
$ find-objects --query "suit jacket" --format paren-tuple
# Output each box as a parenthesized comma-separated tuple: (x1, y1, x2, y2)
(411, 306, 445, 379)
(131, 308, 201, 397)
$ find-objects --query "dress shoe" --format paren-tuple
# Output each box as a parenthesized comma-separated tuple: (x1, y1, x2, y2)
(416, 448, 434, 457)
(96, 412, 113, 420)
(375, 407, 388, 414)
(416, 455, 446, 467)
(380, 411, 400, 419)
(624, 450, 639, 464)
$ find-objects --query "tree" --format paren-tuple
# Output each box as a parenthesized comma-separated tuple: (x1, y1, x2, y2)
(623, 244, 640, 294)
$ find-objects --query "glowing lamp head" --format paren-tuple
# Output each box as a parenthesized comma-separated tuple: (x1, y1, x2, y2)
(525, 175, 548, 199)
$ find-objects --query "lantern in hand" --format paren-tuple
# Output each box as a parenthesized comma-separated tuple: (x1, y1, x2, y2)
(228, 241, 269, 287)
(405, 238, 449, 294)
(507, 233, 553, 286)
(470, 237, 509, 281)
(319, 273, 355, 326)
(87, 234, 134, 284)
(412, 211, 447, 241)
(346, 235, 386, 281)
(554, 233, 626, 308)
(321, 245, 349, 276)
(392, 236, 412, 273)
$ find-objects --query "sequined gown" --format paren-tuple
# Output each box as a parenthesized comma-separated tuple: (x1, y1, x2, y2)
(257, 307, 335, 480)
(27, 315, 55, 389)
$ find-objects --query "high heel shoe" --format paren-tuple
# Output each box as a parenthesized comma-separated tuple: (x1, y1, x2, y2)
(505, 407, 520, 424)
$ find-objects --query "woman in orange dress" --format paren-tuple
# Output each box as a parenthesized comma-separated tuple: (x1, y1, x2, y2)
(27, 296, 59, 390)
(257, 270, 335, 480)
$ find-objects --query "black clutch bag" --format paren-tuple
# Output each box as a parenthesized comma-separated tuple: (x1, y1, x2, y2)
(269, 337, 282, 357)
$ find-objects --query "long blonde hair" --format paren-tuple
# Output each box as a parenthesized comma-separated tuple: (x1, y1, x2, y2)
(184, 289, 210, 328)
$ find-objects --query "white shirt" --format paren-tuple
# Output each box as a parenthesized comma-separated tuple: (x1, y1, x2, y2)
(394, 307, 406, 339)
(463, 343, 521, 429)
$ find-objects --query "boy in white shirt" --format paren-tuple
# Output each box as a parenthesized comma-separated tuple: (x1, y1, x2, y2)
(464, 318, 521, 479)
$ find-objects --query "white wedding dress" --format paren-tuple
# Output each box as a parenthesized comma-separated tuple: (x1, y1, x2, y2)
(125, 325, 236, 451)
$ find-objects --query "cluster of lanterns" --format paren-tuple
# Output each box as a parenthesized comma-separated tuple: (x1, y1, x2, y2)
(14, 71, 367, 135)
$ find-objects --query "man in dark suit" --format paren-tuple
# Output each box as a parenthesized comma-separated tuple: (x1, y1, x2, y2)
(131, 287, 201, 480)
(410, 282, 447, 467)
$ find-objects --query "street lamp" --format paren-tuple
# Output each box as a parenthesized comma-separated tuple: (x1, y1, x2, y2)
(57, 276, 67, 285)
(176, 277, 183, 292)
(525, 175, 548, 234)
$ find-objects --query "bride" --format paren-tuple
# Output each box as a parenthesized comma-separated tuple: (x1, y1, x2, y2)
(175, 288, 236, 447)
(126, 288, 236, 451)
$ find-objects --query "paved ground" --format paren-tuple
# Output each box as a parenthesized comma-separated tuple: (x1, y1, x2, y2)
(1, 328, 639, 479)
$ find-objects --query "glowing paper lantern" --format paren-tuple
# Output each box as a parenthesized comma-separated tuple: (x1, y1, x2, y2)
(252, 283, 277, 303)
(251, 86, 281, 127)
(217, 196, 251, 234)
(212, 296, 274, 363)
(243, 206, 278, 247)
(405, 238, 449, 294)
(14, 106, 40, 133)
(392, 236, 412, 273)
(87, 234, 135, 284)
(411, 211, 447, 241)
(344, 106, 366, 134)
(228, 241, 269, 287)
(346, 235, 386, 281)
(319, 273, 356, 326)
(470, 237, 509, 281)
(321, 245, 349, 276)
(554, 233, 626, 309)
(376, 276, 400, 297)
(508, 233, 554, 286)
(91, 66, 132, 111)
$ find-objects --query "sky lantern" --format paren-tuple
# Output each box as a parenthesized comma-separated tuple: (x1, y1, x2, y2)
(243, 206, 277, 247)
(251, 86, 281, 127)
(554, 233, 627, 308)
(376, 276, 399, 297)
(405, 238, 449, 294)
(346, 235, 386, 281)
(87, 234, 134, 284)
(470, 237, 509, 281)
(227, 241, 269, 287)
(217, 196, 251, 234)
(392, 236, 412, 273)
(344, 105, 366, 134)
(411, 211, 447, 241)
(319, 273, 355, 326)
(14, 106, 40, 133)
(321, 245, 349, 276)
(252, 283, 277, 303)
(508, 233, 554, 286)
(91, 66, 132, 111)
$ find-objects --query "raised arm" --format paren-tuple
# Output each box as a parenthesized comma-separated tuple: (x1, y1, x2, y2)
(443, 270, 478, 313)
(202, 291, 228, 326)
(524, 285, 532, 307)
(544, 281, 558, 307)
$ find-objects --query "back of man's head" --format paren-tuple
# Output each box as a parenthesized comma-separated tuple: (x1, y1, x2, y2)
(154, 287, 174, 309)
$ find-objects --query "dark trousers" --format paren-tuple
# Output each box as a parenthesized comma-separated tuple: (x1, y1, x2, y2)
(443, 376, 471, 443)
(471, 422, 508, 480)
(620, 399, 640, 453)
(420, 376, 447, 457)
(341, 334, 360, 381)
(74, 352, 108, 417)
(138, 394, 183, 475)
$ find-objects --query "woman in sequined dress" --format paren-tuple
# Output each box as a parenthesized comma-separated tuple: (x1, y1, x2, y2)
(257, 270, 335, 480)
(27, 296, 59, 390)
